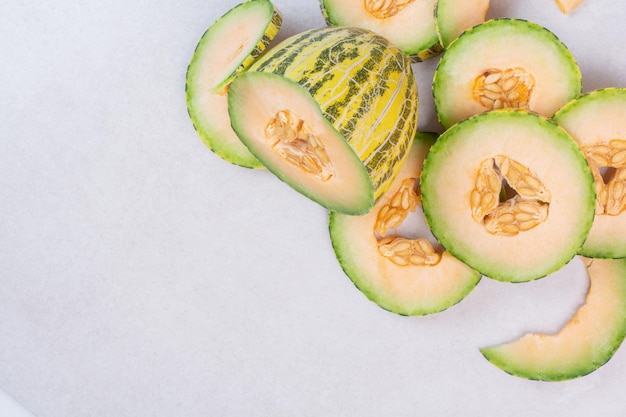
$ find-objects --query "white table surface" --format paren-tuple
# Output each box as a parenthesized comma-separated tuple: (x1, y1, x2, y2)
(1, 0, 626, 416)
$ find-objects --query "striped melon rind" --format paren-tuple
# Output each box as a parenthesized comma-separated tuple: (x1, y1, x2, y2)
(433, 18, 582, 129)
(481, 257, 626, 381)
(553, 88, 626, 259)
(319, 0, 442, 62)
(435, 0, 490, 49)
(229, 26, 419, 214)
(185, 0, 282, 169)
(420, 110, 595, 283)
(329, 132, 481, 316)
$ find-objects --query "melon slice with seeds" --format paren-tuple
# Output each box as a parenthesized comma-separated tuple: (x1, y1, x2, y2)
(329, 132, 481, 316)
(420, 110, 595, 283)
(554, 88, 626, 259)
(433, 18, 582, 129)
(319, 0, 442, 61)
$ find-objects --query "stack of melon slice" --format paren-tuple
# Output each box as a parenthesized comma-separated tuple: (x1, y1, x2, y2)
(185, 0, 625, 382)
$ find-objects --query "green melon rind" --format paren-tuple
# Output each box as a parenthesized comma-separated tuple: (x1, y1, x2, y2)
(185, 0, 282, 169)
(228, 71, 374, 214)
(433, 18, 582, 129)
(553, 88, 626, 259)
(480, 257, 626, 381)
(420, 110, 595, 283)
(318, 0, 442, 62)
(329, 132, 481, 316)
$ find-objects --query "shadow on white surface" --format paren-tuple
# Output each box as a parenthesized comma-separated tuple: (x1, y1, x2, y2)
(0, 390, 35, 417)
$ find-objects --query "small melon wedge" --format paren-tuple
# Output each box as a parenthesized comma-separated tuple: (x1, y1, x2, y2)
(435, 0, 490, 49)
(329, 132, 481, 316)
(481, 257, 626, 381)
(555, 0, 584, 14)
(553, 88, 626, 259)
(185, 0, 282, 168)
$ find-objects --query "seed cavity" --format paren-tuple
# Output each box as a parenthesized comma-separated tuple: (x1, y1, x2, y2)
(364, 0, 415, 19)
(265, 110, 334, 181)
(378, 236, 441, 267)
(374, 178, 441, 267)
(470, 156, 551, 236)
(582, 139, 626, 216)
(472, 67, 535, 110)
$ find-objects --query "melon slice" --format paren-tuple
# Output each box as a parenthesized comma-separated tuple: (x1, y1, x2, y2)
(319, 0, 442, 61)
(481, 257, 626, 381)
(553, 88, 626, 259)
(435, 0, 490, 49)
(420, 110, 595, 283)
(228, 27, 419, 215)
(329, 132, 481, 316)
(185, 0, 282, 168)
(555, 0, 585, 14)
(433, 18, 582, 129)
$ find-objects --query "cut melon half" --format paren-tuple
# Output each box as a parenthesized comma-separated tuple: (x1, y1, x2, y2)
(185, 0, 282, 168)
(481, 257, 626, 381)
(329, 132, 481, 316)
(435, 0, 490, 49)
(420, 110, 595, 282)
(229, 27, 419, 215)
(553, 88, 626, 259)
(319, 0, 442, 61)
(433, 18, 582, 129)
(228, 72, 373, 214)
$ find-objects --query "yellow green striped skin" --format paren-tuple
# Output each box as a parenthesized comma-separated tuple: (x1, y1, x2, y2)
(250, 26, 419, 200)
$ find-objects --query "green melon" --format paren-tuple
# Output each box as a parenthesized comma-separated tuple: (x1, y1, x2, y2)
(185, 0, 282, 168)
(481, 257, 626, 381)
(319, 0, 442, 61)
(553, 88, 626, 259)
(329, 132, 481, 316)
(433, 18, 582, 129)
(228, 26, 419, 215)
(420, 110, 595, 283)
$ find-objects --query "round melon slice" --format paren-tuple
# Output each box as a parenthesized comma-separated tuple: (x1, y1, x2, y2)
(481, 257, 626, 381)
(553, 88, 626, 259)
(229, 27, 419, 215)
(185, 0, 282, 168)
(433, 18, 582, 129)
(329, 132, 481, 316)
(420, 110, 595, 283)
(319, 0, 442, 61)
(435, 0, 490, 49)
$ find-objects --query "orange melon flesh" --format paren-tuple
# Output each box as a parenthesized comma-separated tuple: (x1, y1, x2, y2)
(555, 0, 584, 14)
(481, 257, 626, 381)
(329, 133, 481, 316)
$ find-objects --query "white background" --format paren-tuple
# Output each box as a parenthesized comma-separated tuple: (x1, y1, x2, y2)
(1, 0, 626, 416)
